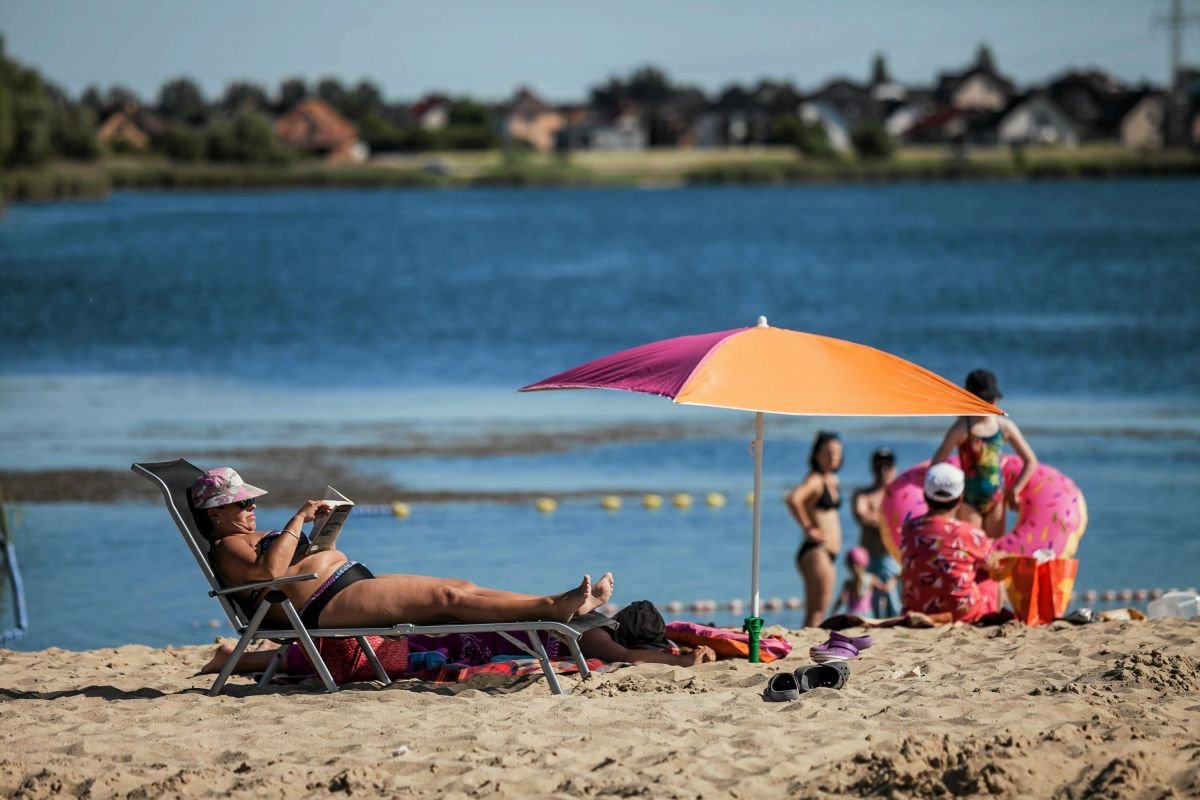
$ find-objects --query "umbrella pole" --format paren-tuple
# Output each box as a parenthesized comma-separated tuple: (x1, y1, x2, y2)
(744, 411, 765, 663)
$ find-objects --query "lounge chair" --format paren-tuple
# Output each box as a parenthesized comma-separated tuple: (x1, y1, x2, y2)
(132, 458, 614, 696)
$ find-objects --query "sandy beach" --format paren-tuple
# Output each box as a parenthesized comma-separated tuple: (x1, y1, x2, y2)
(2, 619, 1198, 798)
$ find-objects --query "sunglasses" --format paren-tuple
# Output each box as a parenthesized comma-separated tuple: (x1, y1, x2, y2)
(226, 498, 257, 510)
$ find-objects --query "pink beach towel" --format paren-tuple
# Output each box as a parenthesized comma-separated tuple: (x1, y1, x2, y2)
(664, 621, 792, 662)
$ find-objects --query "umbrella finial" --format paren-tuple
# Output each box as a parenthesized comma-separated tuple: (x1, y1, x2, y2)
(757, 315, 769, 327)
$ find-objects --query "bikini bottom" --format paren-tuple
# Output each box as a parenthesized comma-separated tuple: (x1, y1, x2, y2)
(299, 562, 375, 628)
(796, 540, 838, 566)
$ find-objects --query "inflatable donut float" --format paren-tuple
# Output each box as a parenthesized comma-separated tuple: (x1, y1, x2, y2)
(879, 455, 1087, 561)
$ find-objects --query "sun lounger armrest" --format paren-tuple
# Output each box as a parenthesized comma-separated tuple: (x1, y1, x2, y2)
(209, 572, 320, 598)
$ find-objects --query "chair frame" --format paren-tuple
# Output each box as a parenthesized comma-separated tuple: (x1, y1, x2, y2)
(133, 459, 613, 696)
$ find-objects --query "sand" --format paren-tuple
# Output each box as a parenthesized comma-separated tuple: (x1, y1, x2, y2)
(2, 620, 1199, 799)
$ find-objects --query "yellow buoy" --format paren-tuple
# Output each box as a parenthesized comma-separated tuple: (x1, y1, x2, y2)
(672, 493, 693, 509)
(642, 493, 663, 510)
(390, 501, 411, 519)
(601, 495, 622, 511)
(534, 497, 558, 513)
(705, 492, 727, 508)
(745, 491, 756, 505)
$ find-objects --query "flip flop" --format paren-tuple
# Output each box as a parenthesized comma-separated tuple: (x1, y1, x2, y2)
(809, 639, 859, 663)
(828, 630, 873, 650)
(762, 671, 801, 702)
(794, 661, 850, 691)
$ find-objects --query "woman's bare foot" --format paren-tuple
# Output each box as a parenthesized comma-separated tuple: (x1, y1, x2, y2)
(198, 643, 235, 675)
(550, 576, 591, 622)
(577, 571, 614, 615)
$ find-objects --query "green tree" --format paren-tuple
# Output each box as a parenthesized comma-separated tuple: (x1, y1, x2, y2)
(276, 77, 307, 112)
(626, 66, 673, 106)
(79, 85, 104, 115)
(50, 104, 100, 159)
(157, 77, 207, 125)
(766, 114, 805, 145)
(850, 122, 894, 160)
(796, 120, 836, 160)
(358, 110, 403, 152)
(316, 77, 348, 115)
(343, 80, 383, 122)
(0, 80, 13, 165)
(154, 124, 206, 161)
(438, 124, 496, 150)
(220, 81, 269, 115)
(448, 98, 490, 127)
(206, 111, 288, 163)
(0, 44, 52, 167)
(103, 85, 141, 114)
(231, 111, 284, 162)
(768, 114, 837, 160)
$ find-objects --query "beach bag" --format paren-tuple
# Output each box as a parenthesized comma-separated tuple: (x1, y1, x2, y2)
(999, 557, 1078, 626)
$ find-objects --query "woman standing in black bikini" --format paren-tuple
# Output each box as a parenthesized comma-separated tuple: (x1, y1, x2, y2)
(786, 431, 844, 628)
(191, 467, 613, 630)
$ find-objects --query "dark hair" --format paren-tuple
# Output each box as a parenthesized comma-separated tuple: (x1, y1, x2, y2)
(964, 369, 1001, 403)
(809, 430, 842, 473)
(188, 487, 215, 542)
(924, 494, 961, 514)
(870, 447, 895, 477)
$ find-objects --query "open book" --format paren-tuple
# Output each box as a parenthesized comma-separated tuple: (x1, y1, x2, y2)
(305, 486, 354, 554)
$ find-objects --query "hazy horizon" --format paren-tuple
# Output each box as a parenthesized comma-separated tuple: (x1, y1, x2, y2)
(2, 1, 1194, 105)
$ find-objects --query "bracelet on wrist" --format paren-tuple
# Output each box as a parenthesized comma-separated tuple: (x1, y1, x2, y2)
(284, 529, 300, 540)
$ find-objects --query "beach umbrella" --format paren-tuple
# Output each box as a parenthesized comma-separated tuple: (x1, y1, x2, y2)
(519, 316, 1003, 661)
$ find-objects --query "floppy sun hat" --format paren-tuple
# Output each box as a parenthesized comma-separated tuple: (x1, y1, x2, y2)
(190, 467, 268, 509)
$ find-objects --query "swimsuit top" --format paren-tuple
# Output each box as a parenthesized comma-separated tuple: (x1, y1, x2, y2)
(256, 530, 312, 556)
(958, 421, 1005, 484)
(815, 480, 841, 511)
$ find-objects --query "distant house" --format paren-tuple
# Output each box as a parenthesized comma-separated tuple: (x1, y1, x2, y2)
(905, 107, 970, 144)
(995, 93, 1079, 146)
(934, 45, 1017, 111)
(868, 54, 906, 104)
(884, 89, 936, 139)
(798, 101, 852, 153)
(97, 110, 150, 151)
(1046, 69, 1125, 140)
(274, 99, 366, 163)
(1170, 67, 1200, 146)
(555, 108, 647, 152)
(411, 94, 452, 131)
(803, 77, 879, 131)
(687, 112, 726, 148)
(1112, 91, 1167, 150)
(496, 87, 566, 152)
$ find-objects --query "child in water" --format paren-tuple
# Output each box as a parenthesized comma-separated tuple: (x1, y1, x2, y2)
(931, 369, 1038, 539)
(837, 547, 889, 617)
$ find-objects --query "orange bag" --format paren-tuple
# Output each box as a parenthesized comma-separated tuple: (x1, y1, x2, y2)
(999, 557, 1079, 625)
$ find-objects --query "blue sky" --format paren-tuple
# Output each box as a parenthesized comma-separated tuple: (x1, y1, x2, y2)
(1, 1, 1192, 103)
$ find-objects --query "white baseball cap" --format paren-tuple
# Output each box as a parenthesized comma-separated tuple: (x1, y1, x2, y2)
(924, 463, 965, 502)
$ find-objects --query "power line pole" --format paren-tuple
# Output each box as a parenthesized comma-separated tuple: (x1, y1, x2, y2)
(1156, 0, 1200, 146)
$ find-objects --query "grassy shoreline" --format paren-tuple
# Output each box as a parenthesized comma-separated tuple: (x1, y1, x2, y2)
(3, 145, 1199, 203)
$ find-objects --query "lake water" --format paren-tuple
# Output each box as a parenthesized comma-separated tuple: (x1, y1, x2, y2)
(1, 182, 1198, 650)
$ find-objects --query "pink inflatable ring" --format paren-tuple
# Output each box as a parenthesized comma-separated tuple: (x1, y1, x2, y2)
(879, 455, 1087, 561)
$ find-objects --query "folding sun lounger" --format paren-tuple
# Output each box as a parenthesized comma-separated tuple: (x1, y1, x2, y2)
(133, 459, 615, 696)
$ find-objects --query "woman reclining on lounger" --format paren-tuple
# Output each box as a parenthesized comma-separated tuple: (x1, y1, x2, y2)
(191, 467, 613, 629)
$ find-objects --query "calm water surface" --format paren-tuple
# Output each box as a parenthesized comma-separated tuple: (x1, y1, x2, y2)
(1, 182, 1198, 650)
